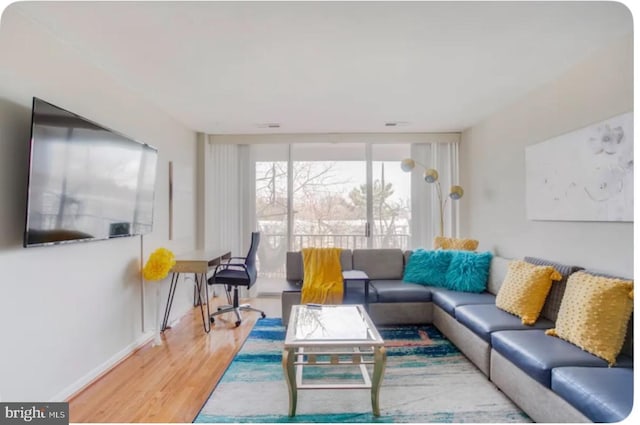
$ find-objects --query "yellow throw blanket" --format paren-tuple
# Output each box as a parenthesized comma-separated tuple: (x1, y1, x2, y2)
(301, 247, 344, 304)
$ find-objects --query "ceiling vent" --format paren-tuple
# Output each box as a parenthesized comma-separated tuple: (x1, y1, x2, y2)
(385, 121, 410, 127)
(256, 122, 281, 129)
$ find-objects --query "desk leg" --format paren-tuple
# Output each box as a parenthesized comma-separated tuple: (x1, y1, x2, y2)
(195, 273, 211, 333)
(371, 346, 387, 416)
(282, 348, 297, 416)
(162, 273, 180, 332)
(203, 274, 212, 330)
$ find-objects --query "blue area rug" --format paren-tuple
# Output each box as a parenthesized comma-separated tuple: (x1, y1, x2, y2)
(194, 318, 531, 423)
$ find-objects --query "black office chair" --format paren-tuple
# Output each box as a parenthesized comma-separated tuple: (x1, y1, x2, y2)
(208, 231, 266, 327)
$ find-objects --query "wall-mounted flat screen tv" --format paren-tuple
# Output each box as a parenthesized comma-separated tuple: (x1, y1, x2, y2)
(24, 97, 158, 247)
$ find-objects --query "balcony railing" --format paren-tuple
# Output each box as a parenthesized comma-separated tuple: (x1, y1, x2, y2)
(257, 233, 410, 278)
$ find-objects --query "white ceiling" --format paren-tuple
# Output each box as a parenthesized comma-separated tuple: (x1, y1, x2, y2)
(12, 1, 633, 134)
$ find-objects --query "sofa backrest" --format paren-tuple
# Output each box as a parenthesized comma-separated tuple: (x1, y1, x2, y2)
(524, 256, 583, 323)
(285, 250, 353, 282)
(403, 250, 412, 266)
(352, 249, 405, 279)
(494, 257, 633, 359)
(487, 256, 511, 295)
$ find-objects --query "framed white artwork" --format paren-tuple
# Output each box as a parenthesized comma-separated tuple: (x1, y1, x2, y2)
(525, 112, 633, 222)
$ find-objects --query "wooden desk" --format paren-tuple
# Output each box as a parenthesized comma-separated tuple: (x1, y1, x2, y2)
(161, 249, 231, 333)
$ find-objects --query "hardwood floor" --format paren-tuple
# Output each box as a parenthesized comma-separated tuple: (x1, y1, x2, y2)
(68, 296, 282, 423)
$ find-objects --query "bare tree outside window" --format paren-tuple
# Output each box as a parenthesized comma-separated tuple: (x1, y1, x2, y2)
(349, 164, 410, 248)
(256, 159, 410, 278)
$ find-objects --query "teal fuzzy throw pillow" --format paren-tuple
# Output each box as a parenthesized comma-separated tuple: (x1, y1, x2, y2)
(403, 249, 453, 287)
(445, 250, 493, 293)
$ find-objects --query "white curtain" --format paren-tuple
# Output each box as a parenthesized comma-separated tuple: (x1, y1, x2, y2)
(410, 142, 461, 249)
(238, 144, 255, 255)
(205, 139, 459, 255)
(205, 141, 243, 256)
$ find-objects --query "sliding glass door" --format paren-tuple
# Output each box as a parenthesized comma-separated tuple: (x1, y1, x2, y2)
(371, 144, 411, 249)
(291, 143, 368, 251)
(254, 145, 289, 278)
(254, 142, 411, 279)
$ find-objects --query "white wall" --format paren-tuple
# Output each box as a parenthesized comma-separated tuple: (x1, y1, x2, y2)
(460, 34, 633, 277)
(0, 7, 198, 401)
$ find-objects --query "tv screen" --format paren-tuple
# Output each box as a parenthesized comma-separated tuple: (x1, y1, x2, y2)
(24, 97, 158, 247)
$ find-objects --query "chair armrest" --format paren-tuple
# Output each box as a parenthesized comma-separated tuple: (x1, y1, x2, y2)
(224, 257, 247, 265)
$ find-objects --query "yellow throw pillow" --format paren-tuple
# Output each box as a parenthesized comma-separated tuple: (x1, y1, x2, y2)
(546, 271, 633, 366)
(433, 236, 479, 251)
(496, 260, 562, 325)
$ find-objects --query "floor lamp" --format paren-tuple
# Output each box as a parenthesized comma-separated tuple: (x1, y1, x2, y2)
(400, 158, 464, 237)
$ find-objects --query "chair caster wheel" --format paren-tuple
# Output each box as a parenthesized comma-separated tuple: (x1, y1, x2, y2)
(235, 320, 241, 327)
(261, 313, 266, 319)
(210, 317, 215, 324)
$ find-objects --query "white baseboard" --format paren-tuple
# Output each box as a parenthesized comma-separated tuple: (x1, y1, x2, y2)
(52, 331, 154, 402)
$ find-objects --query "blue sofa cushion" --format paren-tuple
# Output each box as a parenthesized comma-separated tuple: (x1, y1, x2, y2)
(552, 366, 634, 423)
(431, 288, 496, 316)
(491, 330, 632, 387)
(455, 304, 554, 343)
(370, 280, 432, 303)
(403, 249, 452, 287)
(280, 280, 379, 304)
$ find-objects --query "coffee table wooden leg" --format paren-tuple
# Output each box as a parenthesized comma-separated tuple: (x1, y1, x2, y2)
(371, 346, 387, 416)
(282, 348, 297, 416)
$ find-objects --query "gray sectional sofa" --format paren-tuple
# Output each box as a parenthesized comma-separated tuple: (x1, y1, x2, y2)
(280, 248, 634, 423)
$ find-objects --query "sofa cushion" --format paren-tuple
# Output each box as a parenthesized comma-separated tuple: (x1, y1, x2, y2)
(524, 256, 582, 322)
(281, 280, 378, 304)
(283, 280, 302, 292)
(430, 288, 495, 316)
(343, 280, 378, 304)
(495, 260, 561, 325)
(551, 366, 634, 423)
(403, 250, 412, 266)
(491, 330, 632, 388)
(546, 271, 634, 365)
(403, 249, 452, 287)
(352, 249, 404, 279)
(286, 250, 353, 282)
(487, 256, 511, 295)
(281, 280, 378, 307)
(370, 280, 432, 303)
(445, 251, 493, 293)
(455, 304, 554, 343)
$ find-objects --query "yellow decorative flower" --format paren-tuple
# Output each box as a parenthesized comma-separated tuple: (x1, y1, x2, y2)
(143, 248, 176, 281)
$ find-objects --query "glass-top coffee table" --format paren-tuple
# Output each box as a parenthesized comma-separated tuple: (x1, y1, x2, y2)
(282, 304, 387, 416)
